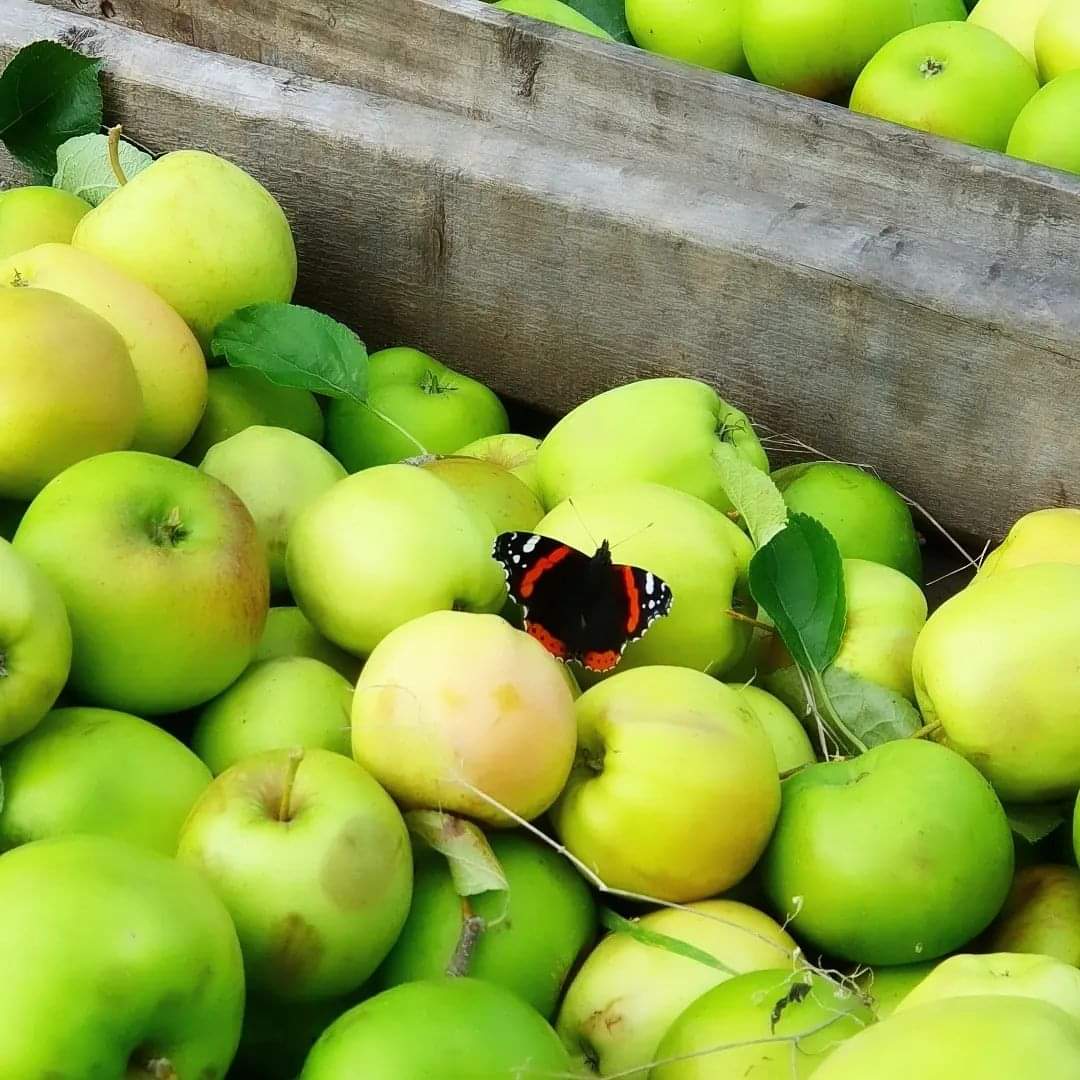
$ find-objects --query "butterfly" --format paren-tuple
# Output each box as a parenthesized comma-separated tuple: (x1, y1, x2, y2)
(493, 532, 674, 673)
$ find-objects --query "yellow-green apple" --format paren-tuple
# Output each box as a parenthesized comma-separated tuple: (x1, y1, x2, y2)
(0, 244, 207, 456)
(979, 507, 1080, 576)
(181, 367, 324, 464)
(913, 0, 969, 18)
(762, 739, 1014, 965)
(856, 961, 937, 1018)
(300, 977, 576, 1078)
(652, 969, 872, 1080)
(557, 900, 795, 1077)
(626, 0, 748, 74)
(287, 464, 505, 657)
(353, 610, 576, 825)
(732, 683, 815, 772)
(912, 562, 1080, 801)
(536, 378, 768, 512)
(0, 706, 210, 855)
(1008, 73, 1080, 174)
(73, 150, 296, 348)
(849, 22, 1039, 150)
(13, 451, 268, 714)
(0, 186, 90, 257)
(378, 832, 596, 1017)
(201, 426, 346, 594)
(192, 656, 352, 775)
(177, 747, 412, 1002)
(984, 864, 1080, 965)
(491, 0, 613, 37)
(1037, 0, 1080, 80)
(0, 537, 71, 746)
(771, 461, 921, 581)
(0, 287, 141, 499)
(0, 834, 244, 1077)
(414, 454, 544, 532)
(552, 666, 779, 901)
(455, 433, 542, 498)
(254, 606, 362, 682)
(815, 995, 1080, 1079)
(537, 483, 755, 675)
(968, 0, 1054, 67)
(0, 499, 23, 541)
(326, 348, 509, 471)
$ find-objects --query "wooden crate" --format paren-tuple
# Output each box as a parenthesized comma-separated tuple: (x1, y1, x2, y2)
(4, 0, 1079, 545)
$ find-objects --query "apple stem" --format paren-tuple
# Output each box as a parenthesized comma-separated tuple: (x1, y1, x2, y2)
(107, 125, 129, 186)
(277, 747, 305, 822)
(446, 897, 486, 977)
(912, 721, 942, 741)
(725, 609, 774, 633)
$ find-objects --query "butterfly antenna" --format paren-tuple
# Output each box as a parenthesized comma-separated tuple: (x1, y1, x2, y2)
(609, 522, 656, 553)
(567, 497, 601, 551)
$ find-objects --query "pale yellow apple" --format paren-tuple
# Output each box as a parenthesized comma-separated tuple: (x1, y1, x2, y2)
(1037, 0, 1080, 81)
(985, 864, 1080, 965)
(455, 433, 542, 498)
(979, 507, 1080, 577)
(414, 455, 544, 532)
(0, 187, 90, 257)
(732, 683, 815, 773)
(969, 0, 1054, 68)
(856, 961, 937, 1019)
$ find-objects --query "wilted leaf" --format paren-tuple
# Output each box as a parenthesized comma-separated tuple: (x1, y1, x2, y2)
(53, 132, 152, 206)
(713, 442, 788, 548)
(1005, 803, 1069, 846)
(821, 667, 922, 748)
(406, 810, 509, 897)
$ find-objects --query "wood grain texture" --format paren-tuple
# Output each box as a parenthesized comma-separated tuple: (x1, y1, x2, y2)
(4, 1, 1079, 544)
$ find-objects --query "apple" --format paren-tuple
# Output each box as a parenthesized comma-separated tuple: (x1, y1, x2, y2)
(491, 0, 613, 38)
(537, 483, 755, 675)
(378, 831, 596, 1017)
(557, 899, 796, 1077)
(455, 432, 542, 498)
(856, 960, 937, 1018)
(770, 461, 922, 581)
(414, 454, 545, 532)
(73, 150, 297, 348)
(1008, 72, 1080, 175)
(287, 464, 505, 657)
(0, 186, 90, 257)
(326, 347, 509, 471)
(817, 995, 1080, 1079)
(181, 367, 325, 464)
(0, 498, 23, 541)
(0, 287, 141, 500)
(985, 864, 1080, 965)
(0, 834, 244, 1077)
(626, 0, 748, 74)
(978, 507, 1080, 576)
(201, 426, 346, 594)
(0, 706, 210, 855)
(761, 739, 1014, 965)
(912, 562, 1080, 801)
(1036, 0, 1080, 81)
(536, 378, 768, 513)
(177, 747, 412, 1002)
(254, 606, 363, 682)
(968, 0, 1053, 68)
(913, 0, 969, 18)
(353, 610, 576, 825)
(0, 244, 208, 457)
(849, 22, 1039, 151)
(192, 656, 353, 775)
(13, 451, 268, 715)
(552, 666, 779, 902)
(732, 683, 816, 773)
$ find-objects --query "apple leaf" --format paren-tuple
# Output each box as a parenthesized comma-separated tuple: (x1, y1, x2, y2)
(713, 442, 788, 548)
(819, 667, 922, 748)
(600, 908, 737, 975)
(1004, 803, 1069, 846)
(405, 810, 509, 897)
(0, 42, 103, 177)
(52, 132, 152, 207)
(561, 0, 634, 43)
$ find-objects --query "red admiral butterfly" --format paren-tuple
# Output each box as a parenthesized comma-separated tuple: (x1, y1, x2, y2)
(493, 532, 674, 673)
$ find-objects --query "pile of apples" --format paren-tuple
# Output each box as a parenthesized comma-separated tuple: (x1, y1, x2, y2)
(4, 138, 1080, 1080)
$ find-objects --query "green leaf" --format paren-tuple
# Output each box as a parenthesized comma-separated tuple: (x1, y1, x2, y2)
(52, 132, 152, 206)
(820, 667, 922, 748)
(748, 513, 846, 674)
(0, 41, 102, 177)
(1005, 803, 1069, 845)
(405, 810, 509, 897)
(211, 303, 368, 401)
(562, 0, 635, 43)
(600, 908, 737, 975)
(713, 442, 788, 548)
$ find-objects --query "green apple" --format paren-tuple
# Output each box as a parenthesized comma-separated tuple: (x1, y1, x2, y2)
(73, 150, 296, 348)
(492, 0, 613, 38)
(326, 348, 509, 471)
(201, 426, 346, 594)
(742, 0, 917, 100)
(856, 961, 937, 1018)
(913, 0, 969, 18)
(0, 834, 244, 1077)
(455, 432, 542, 498)
(0, 499, 24, 541)
(287, 464, 505, 656)
(0, 706, 210, 855)
(414, 454, 544, 532)
(0, 287, 141, 500)
(0, 244, 207, 457)
(849, 22, 1039, 150)
(378, 832, 596, 1017)
(537, 483, 755, 675)
(177, 747, 412, 1002)
(0, 537, 71, 746)
(255, 606, 363, 682)
(912, 563, 1080, 801)
(1037, 0, 1080, 81)
(557, 899, 796, 1077)
(536, 378, 768, 513)
(979, 507, 1080, 576)
(353, 610, 577, 825)
(192, 656, 353, 775)
(771, 461, 921, 581)
(552, 666, 779, 902)
(14, 451, 268, 715)
(761, 739, 1014, 965)
(0, 186, 90, 257)
(985, 864, 1080, 965)
(968, 0, 1054, 68)
(732, 683, 815, 773)
(1008, 72, 1080, 174)
(813, 995, 1080, 1080)
(181, 367, 324, 464)
(626, 0, 748, 74)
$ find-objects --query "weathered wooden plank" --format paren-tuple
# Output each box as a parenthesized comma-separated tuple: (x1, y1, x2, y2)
(3, 2, 1078, 543)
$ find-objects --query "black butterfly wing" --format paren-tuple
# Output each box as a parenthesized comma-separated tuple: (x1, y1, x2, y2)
(579, 562, 674, 673)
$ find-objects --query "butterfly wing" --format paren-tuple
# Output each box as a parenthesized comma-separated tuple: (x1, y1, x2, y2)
(580, 563, 674, 673)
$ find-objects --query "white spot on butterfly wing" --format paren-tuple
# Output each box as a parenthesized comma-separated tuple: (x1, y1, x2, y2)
(522, 535, 541, 553)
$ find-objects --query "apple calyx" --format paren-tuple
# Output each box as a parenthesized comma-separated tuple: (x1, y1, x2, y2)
(149, 506, 187, 548)
(419, 370, 457, 396)
(919, 57, 945, 78)
(127, 1049, 177, 1080)
(275, 747, 305, 823)
(0, 648, 7, 678)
